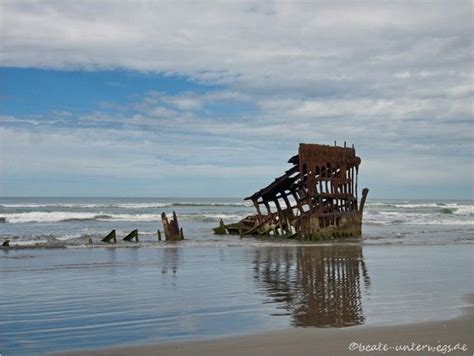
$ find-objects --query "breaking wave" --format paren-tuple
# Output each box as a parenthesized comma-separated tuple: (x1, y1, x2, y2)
(364, 211, 474, 226)
(366, 202, 474, 215)
(0, 212, 244, 224)
(0, 202, 251, 209)
(1, 200, 472, 227)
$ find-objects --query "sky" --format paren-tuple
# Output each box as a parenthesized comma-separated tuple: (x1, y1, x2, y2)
(0, 1, 472, 199)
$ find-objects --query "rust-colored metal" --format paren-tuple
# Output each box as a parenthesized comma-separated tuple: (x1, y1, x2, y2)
(161, 211, 183, 241)
(216, 143, 369, 240)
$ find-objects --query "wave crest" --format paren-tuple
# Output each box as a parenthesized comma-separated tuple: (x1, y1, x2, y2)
(1, 201, 251, 209)
(0, 212, 244, 224)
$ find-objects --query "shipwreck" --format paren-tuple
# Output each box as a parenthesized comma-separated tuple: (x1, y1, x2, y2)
(214, 143, 369, 240)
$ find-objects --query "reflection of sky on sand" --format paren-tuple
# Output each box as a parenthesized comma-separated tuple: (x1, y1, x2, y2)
(0, 244, 472, 355)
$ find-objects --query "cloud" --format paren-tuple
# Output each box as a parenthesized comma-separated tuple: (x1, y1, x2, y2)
(0, 125, 282, 179)
(2, 0, 471, 106)
(0, 0, 472, 197)
(1, 1, 471, 89)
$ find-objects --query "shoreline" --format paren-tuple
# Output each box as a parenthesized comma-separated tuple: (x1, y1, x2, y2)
(2, 238, 474, 251)
(57, 293, 474, 356)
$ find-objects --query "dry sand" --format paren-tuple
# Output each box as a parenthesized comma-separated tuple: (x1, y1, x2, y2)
(58, 294, 473, 356)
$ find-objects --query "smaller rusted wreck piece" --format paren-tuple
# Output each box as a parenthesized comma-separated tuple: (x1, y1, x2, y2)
(215, 143, 369, 240)
(161, 211, 184, 241)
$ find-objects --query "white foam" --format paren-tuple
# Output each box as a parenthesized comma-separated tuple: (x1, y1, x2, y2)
(196, 214, 243, 222)
(0, 212, 245, 223)
(1, 201, 251, 209)
(1, 212, 102, 223)
(453, 205, 474, 215)
(374, 203, 474, 214)
(1, 203, 171, 208)
(364, 211, 474, 225)
(12, 239, 49, 246)
(54, 234, 84, 241)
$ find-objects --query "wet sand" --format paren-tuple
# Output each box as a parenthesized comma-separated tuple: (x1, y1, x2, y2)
(58, 294, 473, 356)
(3, 244, 473, 355)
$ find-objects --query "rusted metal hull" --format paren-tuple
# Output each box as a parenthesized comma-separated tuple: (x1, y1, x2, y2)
(215, 143, 369, 240)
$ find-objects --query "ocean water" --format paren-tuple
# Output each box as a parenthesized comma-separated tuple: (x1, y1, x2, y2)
(0, 197, 473, 355)
(0, 197, 473, 247)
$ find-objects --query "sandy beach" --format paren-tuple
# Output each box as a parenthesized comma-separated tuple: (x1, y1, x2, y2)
(2, 242, 473, 355)
(58, 294, 473, 356)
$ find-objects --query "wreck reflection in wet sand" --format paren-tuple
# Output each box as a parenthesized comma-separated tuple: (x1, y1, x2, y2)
(254, 245, 370, 327)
